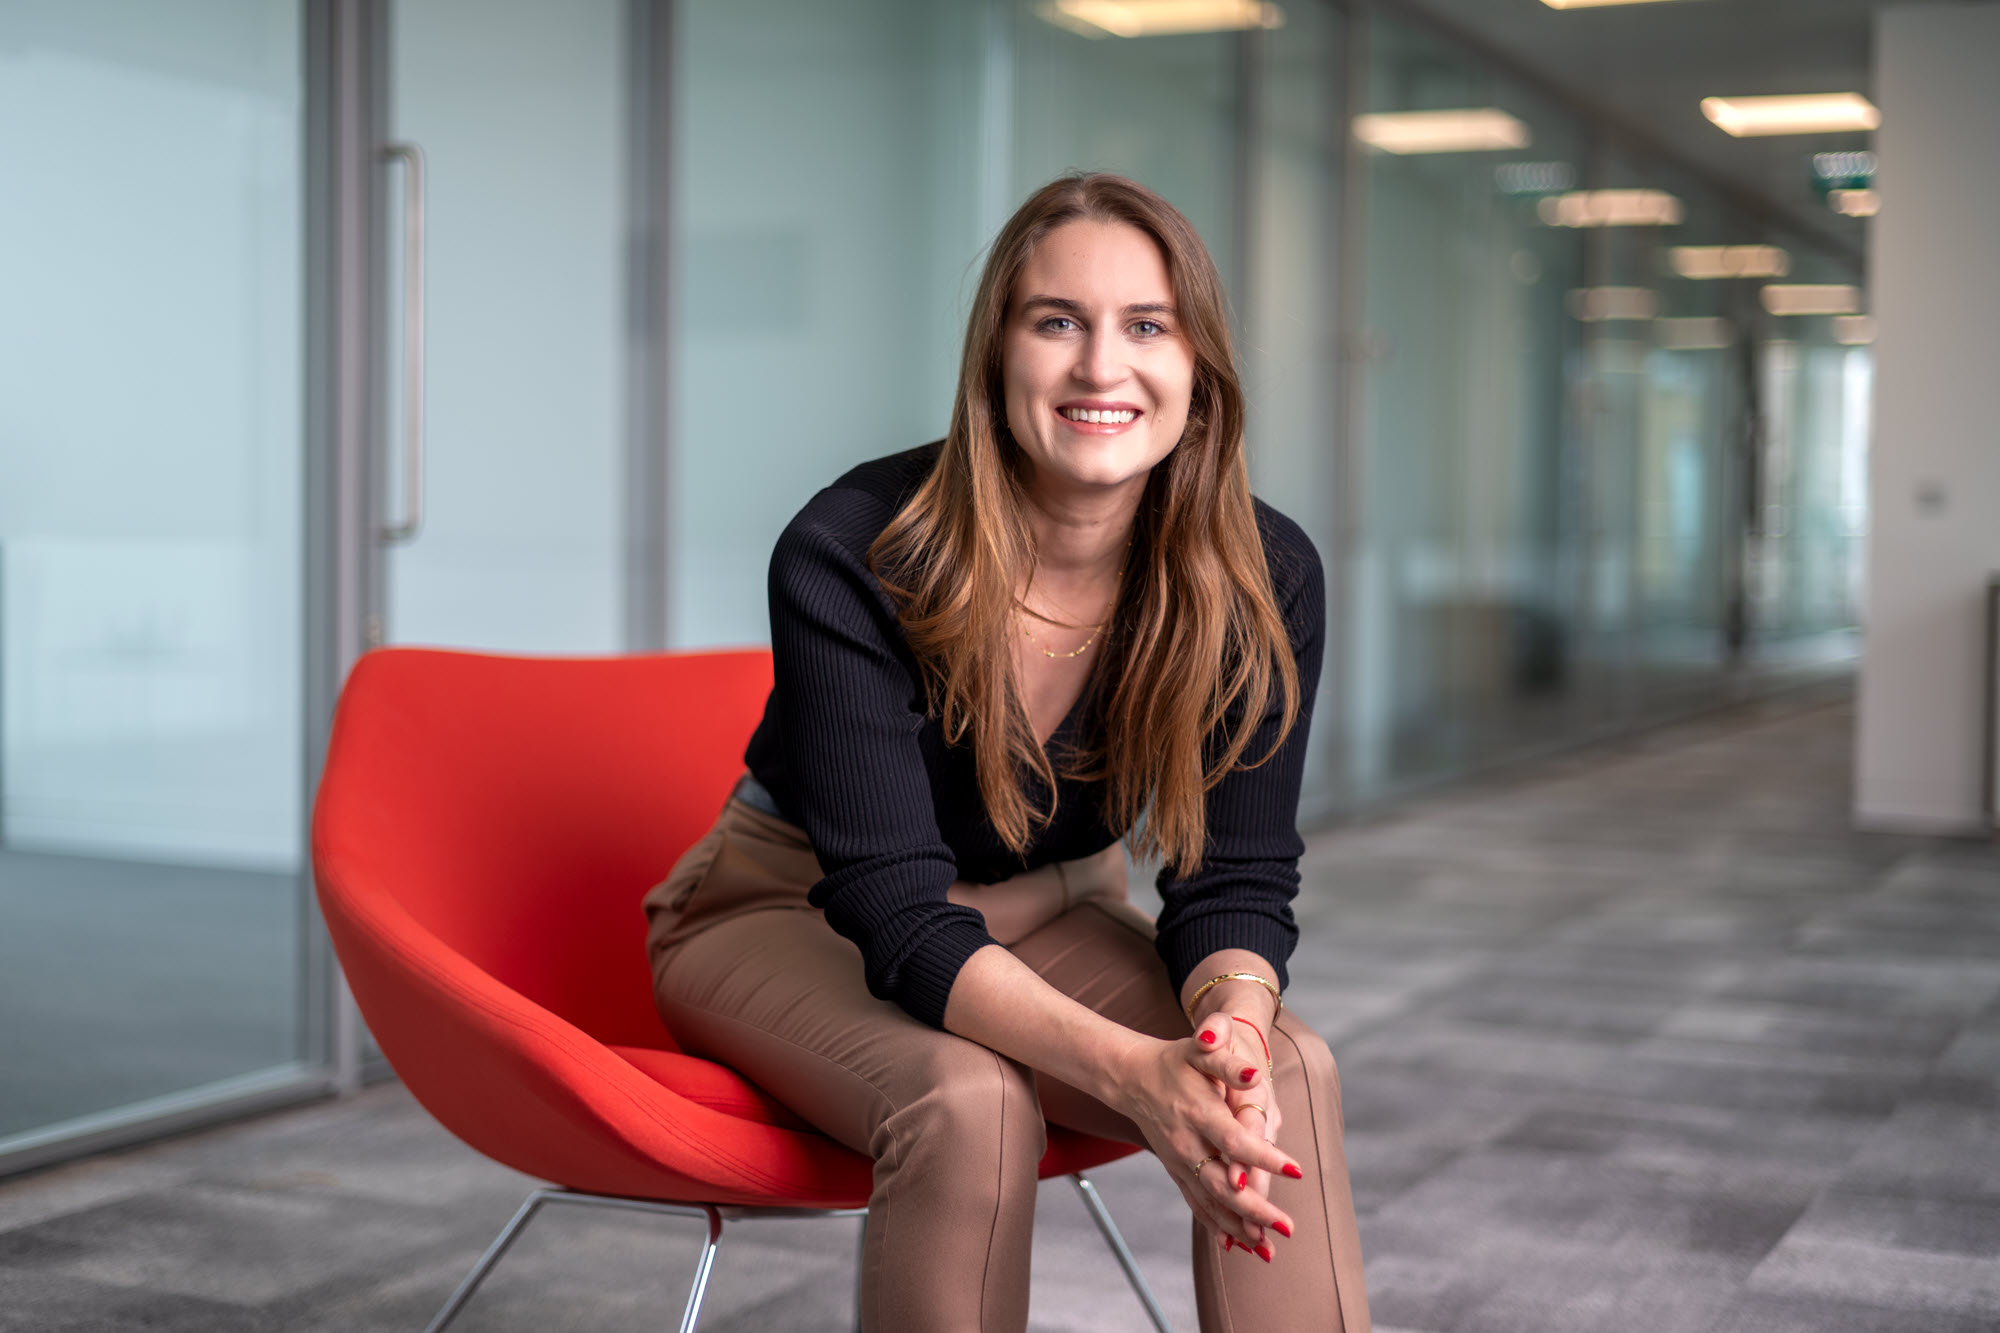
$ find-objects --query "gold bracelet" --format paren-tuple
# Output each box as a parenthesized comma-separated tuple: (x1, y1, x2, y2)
(1184, 971, 1283, 1025)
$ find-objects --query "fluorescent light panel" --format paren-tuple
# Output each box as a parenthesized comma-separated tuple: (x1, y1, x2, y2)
(1832, 315, 1875, 345)
(1701, 94, 1880, 137)
(1539, 189, 1683, 228)
(1354, 109, 1531, 154)
(1569, 287, 1659, 322)
(1761, 284, 1862, 316)
(1038, 0, 1284, 38)
(1670, 245, 1790, 280)
(1656, 317, 1734, 350)
(1830, 188, 1880, 217)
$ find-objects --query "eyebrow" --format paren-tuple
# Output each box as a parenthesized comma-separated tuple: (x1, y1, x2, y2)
(1019, 295, 1177, 318)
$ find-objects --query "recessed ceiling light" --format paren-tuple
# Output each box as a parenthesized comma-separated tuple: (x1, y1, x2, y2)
(1829, 189, 1880, 218)
(1037, 0, 1284, 39)
(1701, 94, 1880, 137)
(1538, 189, 1683, 227)
(1761, 284, 1862, 316)
(1669, 246, 1790, 280)
(1353, 109, 1531, 154)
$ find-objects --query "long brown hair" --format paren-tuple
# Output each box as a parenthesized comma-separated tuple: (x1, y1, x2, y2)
(870, 173, 1300, 873)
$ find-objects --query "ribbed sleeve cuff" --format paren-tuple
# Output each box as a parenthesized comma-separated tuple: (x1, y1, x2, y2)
(895, 918, 1003, 1029)
(1156, 912, 1296, 1004)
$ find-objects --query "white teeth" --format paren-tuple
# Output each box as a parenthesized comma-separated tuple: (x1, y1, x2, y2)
(1062, 407, 1136, 424)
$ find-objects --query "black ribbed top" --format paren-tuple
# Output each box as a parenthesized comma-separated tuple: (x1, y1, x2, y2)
(743, 443, 1325, 1029)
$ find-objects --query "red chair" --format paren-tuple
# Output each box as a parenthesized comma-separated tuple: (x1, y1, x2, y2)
(310, 647, 1173, 1332)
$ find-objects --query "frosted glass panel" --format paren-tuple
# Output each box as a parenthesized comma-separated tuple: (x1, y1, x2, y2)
(0, 0, 303, 870)
(669, 0, 985, 648)
(0, 0, 306, 1144)
(384, 0, 630, 652)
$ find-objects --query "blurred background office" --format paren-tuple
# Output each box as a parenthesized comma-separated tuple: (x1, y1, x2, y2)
(0, 0, 1991, 1214)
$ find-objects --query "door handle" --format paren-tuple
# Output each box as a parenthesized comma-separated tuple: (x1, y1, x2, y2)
(380, 141, 426, 543)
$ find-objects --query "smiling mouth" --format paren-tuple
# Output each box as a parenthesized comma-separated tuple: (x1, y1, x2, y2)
(1058, 406, 1139, 424)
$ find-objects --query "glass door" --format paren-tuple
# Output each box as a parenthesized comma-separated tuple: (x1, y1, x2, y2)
(372, 0, 654, 654)
(0, 0, 316, 1164)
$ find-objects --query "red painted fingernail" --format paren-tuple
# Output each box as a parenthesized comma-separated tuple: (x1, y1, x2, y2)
(1239, 1068, 1256, 1083)
(1282, 1163, 1304, 1180)
(1199, 1030, 1217, 1045)
(1236, 1171, 1248, 1189)
(1256, 1242, 1274, 1263)
(1221, 1234, 1233, 1251)
(1273, 1220, 1292, 1238)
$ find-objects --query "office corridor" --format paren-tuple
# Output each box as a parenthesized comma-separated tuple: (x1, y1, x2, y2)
(0, 684, 1995, 1332)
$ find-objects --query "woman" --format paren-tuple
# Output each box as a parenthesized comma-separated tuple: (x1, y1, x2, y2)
(645, 173, 1370, 1332)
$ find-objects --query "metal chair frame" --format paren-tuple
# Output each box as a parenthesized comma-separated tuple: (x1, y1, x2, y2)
(426, 1171, 1174, 1333)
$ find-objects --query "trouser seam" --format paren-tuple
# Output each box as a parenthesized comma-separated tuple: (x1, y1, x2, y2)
(978, 1046, 1013, 1329)
(1275, 1021, 1345, 1333)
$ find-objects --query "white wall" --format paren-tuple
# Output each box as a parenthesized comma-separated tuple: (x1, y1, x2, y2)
(1856, 3, 2000, 832)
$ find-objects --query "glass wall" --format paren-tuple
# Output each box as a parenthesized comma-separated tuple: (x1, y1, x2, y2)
(1752, 245, 1871, 657)
(1342, 6, 1865, 803)
(666, 0, 986, 648)
(1244, 5, 1343, 810)
(1347, 15, 1598, 794)
(0, 0, 308, 1147)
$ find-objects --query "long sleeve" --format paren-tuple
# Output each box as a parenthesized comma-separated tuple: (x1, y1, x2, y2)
(1152, 509, 1326, 997)
(766, 487, 999, 1028)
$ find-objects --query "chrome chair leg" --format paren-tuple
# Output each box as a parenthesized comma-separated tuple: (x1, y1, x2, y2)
(427, 1189, 733, 1333)
(677, 1205, 724, 1333)
(853, 1212, 868, 1332)
(1071, 1173, 1175, 1333)
(424, 1190, 552, 1333)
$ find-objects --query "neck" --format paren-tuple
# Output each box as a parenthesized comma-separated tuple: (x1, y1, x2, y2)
(1021, 480, 1140, 586)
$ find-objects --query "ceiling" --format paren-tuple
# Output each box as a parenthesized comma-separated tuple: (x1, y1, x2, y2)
(1387, 0, 1960, 265)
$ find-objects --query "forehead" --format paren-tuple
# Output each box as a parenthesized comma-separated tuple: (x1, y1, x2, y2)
(1013, 219, 1174, 307)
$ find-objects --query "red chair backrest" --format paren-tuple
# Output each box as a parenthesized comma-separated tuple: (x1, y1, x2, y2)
(311, 647, 774, 1051)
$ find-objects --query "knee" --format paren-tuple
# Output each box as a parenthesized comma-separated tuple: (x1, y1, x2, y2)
(1275, 1020, 1344, 1133)
(880, 1039, 1046, 1168)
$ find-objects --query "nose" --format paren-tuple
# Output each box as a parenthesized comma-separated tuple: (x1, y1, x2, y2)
(1073, 327, 1126, 390)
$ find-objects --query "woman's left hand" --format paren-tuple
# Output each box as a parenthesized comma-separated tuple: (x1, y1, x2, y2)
(1189, 1006, 1286, 1255)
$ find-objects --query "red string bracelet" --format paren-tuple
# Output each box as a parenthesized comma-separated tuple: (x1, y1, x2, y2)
(1230, 1014, 1272, 1070)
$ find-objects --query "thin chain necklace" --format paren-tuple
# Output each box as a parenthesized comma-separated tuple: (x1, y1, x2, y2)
(1019, 614, 1107, 659)
(1016, 539, 1131, 659)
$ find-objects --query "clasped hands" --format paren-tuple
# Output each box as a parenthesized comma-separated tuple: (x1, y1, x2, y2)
(1114, 997, 1299, 1262)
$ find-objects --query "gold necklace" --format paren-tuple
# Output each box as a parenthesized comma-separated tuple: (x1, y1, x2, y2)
(1016, 538, 1132, 659)
(1019, 614, 1106, 658)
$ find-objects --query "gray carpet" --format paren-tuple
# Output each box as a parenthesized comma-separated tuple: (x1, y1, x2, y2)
(0, 688, 1995, 1331)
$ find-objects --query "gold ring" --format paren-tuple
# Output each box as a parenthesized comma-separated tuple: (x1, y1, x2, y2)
(1237, 1103, 1268, 1119)
(1189, 1154, 1219, 1176)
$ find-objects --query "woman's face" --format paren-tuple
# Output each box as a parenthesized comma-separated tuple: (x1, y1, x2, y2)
(1001, 219, 1195, 506)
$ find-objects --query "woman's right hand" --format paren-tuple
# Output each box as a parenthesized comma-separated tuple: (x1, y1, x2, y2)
(1109, 1032, 1300, 1253)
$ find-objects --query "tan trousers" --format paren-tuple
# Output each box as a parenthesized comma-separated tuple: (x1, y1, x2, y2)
(645, 796, 1371, 1333)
